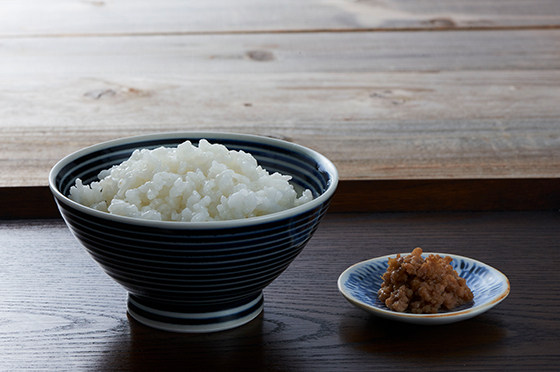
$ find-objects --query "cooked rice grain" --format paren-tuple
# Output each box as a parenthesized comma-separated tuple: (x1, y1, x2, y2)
(69, 139, 313, 221)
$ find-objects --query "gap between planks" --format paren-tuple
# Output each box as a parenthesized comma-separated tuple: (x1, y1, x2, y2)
(2, 24, 560, 39)
(0, 25, 560, 39)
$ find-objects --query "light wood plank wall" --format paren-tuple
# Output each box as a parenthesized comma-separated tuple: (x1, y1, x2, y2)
(1, 1, 560, 186)
(2, 0, 560, 35)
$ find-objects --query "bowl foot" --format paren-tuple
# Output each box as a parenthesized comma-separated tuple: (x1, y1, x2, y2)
(127, 292, 264, 333)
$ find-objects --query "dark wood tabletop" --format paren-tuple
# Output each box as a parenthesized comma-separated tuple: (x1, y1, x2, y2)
(1, 210, 559, 371)
(1, 1, 560, 370)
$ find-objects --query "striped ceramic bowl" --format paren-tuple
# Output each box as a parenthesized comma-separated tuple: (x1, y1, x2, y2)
(49, 132, 338, 333)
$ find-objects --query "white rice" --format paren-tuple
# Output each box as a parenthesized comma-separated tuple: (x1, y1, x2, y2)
(69, 139, 313, 222)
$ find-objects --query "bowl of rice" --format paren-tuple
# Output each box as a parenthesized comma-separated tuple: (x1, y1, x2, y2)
(49, 132, 338, 333)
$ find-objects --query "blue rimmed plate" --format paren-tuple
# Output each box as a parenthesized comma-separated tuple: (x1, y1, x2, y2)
(338, 253, 510, 325)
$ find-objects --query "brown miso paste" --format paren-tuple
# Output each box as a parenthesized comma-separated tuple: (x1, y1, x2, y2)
(378, 247, 474, 314)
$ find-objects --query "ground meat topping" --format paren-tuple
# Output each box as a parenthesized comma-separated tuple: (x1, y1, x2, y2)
(378, 247, 474, 314)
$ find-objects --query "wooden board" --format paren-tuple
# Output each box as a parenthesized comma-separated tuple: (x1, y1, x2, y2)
(1, 212, 559, 370)
(3, 178, 560, 220)
(1, 0, 560, 37)
(1, 30, 560, 186)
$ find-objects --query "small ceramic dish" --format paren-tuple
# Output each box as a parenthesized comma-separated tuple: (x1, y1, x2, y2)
(338, 253, 510, 325)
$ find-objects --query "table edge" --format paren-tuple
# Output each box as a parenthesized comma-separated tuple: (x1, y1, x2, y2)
(2, 178, 558, 220)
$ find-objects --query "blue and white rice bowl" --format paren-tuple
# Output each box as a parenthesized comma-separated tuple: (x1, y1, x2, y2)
(49, 132, 338, 333)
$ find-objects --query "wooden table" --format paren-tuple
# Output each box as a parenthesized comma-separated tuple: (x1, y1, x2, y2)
(1, 1, 560, 370)
(2, 212, 559, 371)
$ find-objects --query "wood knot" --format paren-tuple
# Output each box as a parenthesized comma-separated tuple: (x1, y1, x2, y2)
(423, 18, 456, 28)
(246, 50, 275, 62)
(84, 1, 105, 6)
(83, 86, 148, 100)
(84, 89, 116, 99)
(265, 134, 293, 142)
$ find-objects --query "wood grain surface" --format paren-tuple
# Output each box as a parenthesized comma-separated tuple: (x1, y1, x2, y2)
(1, 211, 559, 371)
(1, 29, 560, 186)
(2, 2, 560, 371)
(2, 0, 560, 37)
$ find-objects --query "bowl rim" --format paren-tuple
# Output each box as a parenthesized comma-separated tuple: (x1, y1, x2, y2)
(48, 131, 339, 230)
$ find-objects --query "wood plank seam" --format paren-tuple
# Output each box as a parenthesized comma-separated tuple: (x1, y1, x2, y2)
(2, 25, 560, 39)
